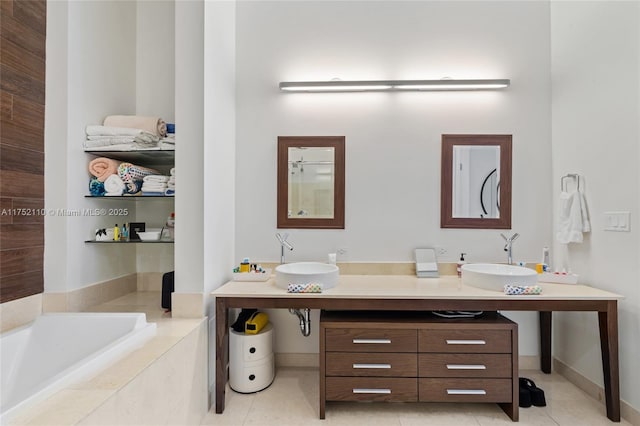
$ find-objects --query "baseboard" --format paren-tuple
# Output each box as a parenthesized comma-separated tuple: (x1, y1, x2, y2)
(554, 357, 638, 425)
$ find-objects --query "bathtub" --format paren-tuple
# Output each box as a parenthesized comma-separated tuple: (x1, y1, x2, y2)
(1, 313, 156, 423)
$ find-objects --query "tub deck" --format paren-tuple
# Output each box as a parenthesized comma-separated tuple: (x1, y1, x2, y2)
(6, 292, 204, 426)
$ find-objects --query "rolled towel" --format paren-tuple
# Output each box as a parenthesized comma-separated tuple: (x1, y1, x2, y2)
(170, 168, 175, 176)
(104, 174, 125, 196)
(164, 188, 175, 196)
(117, 162, 159, 183)
(89, 157, 120, 182)
(103, 115, 167, 137)
(85, 125, 144, 137)
(123, 180, 142, 195)
(89, 177, 106, 196)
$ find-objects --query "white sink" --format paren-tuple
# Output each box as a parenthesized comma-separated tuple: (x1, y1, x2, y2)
(274, 262, 339, 289)
(461, 263, 538, 292)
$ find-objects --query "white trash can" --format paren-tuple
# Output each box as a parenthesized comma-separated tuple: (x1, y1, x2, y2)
(229, 322, 275, 393)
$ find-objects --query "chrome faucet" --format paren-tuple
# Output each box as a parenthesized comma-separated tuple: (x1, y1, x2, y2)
(276, 233, 293, 264)
(501, 232, 520, 265)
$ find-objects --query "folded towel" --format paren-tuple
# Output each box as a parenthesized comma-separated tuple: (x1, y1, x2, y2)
(104, 174, 125, 195)
(85, 125, 143, 137)
(143, 175, 169, 183)
(164, 188, 175, 196)
(556, 190, 590, 244)
(142, 191, 165, 196)
(504, 284, 542, 295)
(103, 115, 167, 137)
(89, 177, 106, 196)
(89, 157, 120, 182)
(142, 185, 167, 192)
(287, 283, 323, 293)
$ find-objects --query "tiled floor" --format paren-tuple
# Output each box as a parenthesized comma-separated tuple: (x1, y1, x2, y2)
(201, 368, 631, 426)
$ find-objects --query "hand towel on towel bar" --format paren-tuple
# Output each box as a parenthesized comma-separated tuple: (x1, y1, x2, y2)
(103, 115, 167, 137)
(89, 157, 120, 182)
(556, 190, 591, 244)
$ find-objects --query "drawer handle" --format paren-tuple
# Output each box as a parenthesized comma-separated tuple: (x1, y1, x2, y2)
(353, 363, 392, 369)
(445, 339, 486, 345)
(446, 364, 487, 370)
(353, 388, 391, 394)
(352, 339, 392, 344)
(446, 389, 487, 395)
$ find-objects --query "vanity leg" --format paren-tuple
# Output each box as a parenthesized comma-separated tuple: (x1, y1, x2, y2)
(215, 297, 229, 414)
(539, 311, 552, 374)
(598, 301, 620, 422)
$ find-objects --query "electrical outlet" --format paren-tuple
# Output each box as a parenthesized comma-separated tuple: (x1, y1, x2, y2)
(337, 248, 347, 255)
(604, 211, 630, 232)
(437, 247, 447, 256)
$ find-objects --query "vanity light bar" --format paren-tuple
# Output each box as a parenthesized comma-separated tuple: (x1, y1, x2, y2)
(279, 79, 510, 92)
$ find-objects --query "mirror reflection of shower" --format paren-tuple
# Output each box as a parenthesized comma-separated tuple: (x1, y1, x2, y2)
(452, 145, 501, 219)
(287, 147, 335, 219)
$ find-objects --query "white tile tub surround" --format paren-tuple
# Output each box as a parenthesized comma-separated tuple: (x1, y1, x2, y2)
(42, 274, 137, 313)
(0, 313, 156, 424)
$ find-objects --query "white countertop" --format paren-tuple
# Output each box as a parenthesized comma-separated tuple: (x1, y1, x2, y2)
(212, 274, 623, 301)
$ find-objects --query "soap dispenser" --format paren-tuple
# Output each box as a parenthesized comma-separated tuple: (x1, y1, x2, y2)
(457, 253, 467, 278)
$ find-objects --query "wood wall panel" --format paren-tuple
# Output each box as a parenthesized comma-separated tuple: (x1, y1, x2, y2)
(0, 247, 43, 276)
(0, 0, 45, 303)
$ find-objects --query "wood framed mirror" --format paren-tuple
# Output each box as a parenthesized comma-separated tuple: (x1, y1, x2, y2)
(277, 136, 345, 229)
(441, 134, 512, 229)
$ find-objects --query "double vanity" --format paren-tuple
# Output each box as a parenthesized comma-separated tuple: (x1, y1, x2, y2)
(212, 267, 623, 422)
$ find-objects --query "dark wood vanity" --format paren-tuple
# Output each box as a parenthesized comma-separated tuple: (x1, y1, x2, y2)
(319, 311, 518, 420)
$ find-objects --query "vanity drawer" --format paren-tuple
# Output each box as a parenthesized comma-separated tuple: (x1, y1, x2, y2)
(419, 329, 512, 353)
(419, 378, 512, 403)
(326, 352, 417, 377)
(325, 329, 417, 353)
(418, 353, 512, 378)
(326, 377, 418, 402)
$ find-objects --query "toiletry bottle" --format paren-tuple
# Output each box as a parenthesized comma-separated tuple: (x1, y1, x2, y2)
(542, 246, 550, 271)
(239, 258, 250, 273)
(457, 253, 467, 278)
(122, 223, 128, 241)
(113, 224, 120, 241)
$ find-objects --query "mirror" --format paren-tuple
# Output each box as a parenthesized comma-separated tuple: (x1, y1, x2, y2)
(277, 136, 345, 229)
(441, 134, 512, 229)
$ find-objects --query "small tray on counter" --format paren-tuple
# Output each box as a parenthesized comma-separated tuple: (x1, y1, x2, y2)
(538, 272, 579, 284)
(232, 269, 272, 282)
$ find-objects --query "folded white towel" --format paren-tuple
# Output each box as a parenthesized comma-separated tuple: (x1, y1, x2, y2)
(141, 183, 167, 191)
(103, 115, 167, 137)
(556, 190, 590, 244)
(104, 174, 125, 195)
(86, 125, 144, 137)
(143, 175, 169, 183)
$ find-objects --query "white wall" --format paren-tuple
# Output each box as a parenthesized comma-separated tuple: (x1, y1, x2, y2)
(550, 1, 640, 412)
(203, 0, 237, 404)
(46, 0, 138, 293)
(236, 1, 552, 356)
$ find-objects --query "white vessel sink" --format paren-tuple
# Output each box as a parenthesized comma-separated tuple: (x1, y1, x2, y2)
(461, 263, 538, 292)
(274, 262, 339, 289)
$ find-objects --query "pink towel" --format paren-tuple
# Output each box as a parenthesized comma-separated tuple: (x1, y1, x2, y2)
(103, 115, 167, 137)
(89, 157, 120, 182)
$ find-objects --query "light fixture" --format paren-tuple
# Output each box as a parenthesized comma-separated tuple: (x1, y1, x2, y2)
(279, 79, 510, 93)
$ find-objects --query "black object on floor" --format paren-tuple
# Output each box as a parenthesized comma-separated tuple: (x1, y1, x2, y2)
(520, 377, 547, 407)
(161, 271, 175, 310)
(519, 379, 532, 407)
(231, 309, 258, 333)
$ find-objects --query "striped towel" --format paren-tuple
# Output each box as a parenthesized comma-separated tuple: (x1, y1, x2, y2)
(504, 284, 542, 295)
(287, 283, 323, 293)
